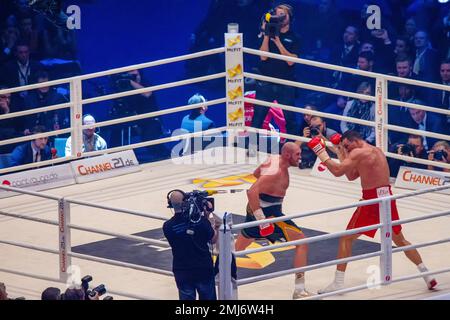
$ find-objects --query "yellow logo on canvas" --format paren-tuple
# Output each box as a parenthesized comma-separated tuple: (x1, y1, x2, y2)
(227, 64, 242, 78)
(228, 86, 242, 100)
(228, 107, 243, 122)
(227, 35, 241, 47)
(193, 173, 256, 188)
(212, 241, 295, 269)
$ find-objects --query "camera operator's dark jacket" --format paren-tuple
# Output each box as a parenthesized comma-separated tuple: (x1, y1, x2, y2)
(163, 213, 215, 280)
(24, 88, 69, 132)
(388, 145, 428, 177)
(259, 29, 300, 81)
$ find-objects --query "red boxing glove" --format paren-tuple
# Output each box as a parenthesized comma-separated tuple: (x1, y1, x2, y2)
(330, 133, 342, 146)
(307, 137, 331, 162)
(253, 208, 274, 237)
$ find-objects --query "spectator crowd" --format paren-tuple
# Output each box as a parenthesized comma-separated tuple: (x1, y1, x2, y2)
(188, 0, 449, 174)
(1, 0, 448, 175)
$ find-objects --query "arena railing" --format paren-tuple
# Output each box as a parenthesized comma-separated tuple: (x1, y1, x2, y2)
(0, 184, 172, 300)
(241, 47, 450, 171)
(1, 42, 449, 172)
(0, 44, 231, 299)
(1, 30, 449, 299)
(0, 46, 227, 175)
(217, 184, 450, 300)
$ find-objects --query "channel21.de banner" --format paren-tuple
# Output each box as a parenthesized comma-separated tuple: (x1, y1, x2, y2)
(0, 164, 76, 199)
(395, 166, 450, 195)
(71, 150, 141, 183)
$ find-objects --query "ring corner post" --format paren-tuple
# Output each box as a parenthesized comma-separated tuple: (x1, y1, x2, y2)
(70, 78, 83, 159)
(379, 198, 393, 285)
(58, 198, 72, 283)
(218, 211, 234, 300)
(225, 25, 245, 149)
(375, 77, 388, 152)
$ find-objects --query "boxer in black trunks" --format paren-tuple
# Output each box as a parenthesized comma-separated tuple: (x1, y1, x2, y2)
(235, 142, 311, 298)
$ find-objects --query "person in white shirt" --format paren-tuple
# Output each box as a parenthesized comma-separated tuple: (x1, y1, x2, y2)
(65, 114, 107, 156)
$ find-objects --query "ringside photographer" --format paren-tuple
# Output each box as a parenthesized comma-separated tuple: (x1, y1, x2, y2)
(40, 275, 112, 300)
(163, 190, 219, 300)
(249, 3, 299, 154)
(388, 134, 428, 177)
(108, 69, 169, 161)
(427, 141, 450, 173)
(297, 115, 337, 169)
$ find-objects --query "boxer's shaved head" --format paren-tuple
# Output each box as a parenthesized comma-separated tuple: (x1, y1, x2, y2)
(281, 142, 298, 154)
(281, 142, 301, 166)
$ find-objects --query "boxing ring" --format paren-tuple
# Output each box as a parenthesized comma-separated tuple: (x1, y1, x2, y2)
(0, 29, 449, 300)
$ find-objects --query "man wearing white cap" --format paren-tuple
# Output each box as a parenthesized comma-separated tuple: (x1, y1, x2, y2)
(65, 114, 108, 156)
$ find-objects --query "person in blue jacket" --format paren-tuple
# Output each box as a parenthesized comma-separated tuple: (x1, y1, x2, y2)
(10, 125, 52, 167)
(181, 93, 215, 133)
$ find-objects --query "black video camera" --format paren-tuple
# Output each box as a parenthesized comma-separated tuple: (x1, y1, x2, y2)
(261, 10, 287, 38)
(112, 73, 138, 92)
(183, 190, 215, 224)
(309, 125, 322, 137)
(81, 275, 107, 300)
(400, 143, 417, 157)
(168, 190, 215, 225)
(109, 73, 140, 118)
(434, 149, 448, 161)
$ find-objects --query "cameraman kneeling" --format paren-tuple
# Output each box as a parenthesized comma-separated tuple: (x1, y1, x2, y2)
(163, 190, 219, 300)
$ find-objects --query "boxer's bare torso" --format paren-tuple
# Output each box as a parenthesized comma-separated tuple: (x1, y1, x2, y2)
(252, 155, 290, 197)
(344, 143, 391, 190)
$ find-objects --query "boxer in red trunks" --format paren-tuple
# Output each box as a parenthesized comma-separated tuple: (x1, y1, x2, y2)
(308, 130, 437, 294)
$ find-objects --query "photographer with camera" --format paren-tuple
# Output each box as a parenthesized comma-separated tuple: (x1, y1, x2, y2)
(109, 69, 169, 160)
(427, 141, 450, 173)
(61, 275, 107, 300)
(297, 115, 337, 169)
(163, 190, 218, 300)
(40, 275, 111, 300)
(249, 3, 299, 154)
(388, 134, 428, 177)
